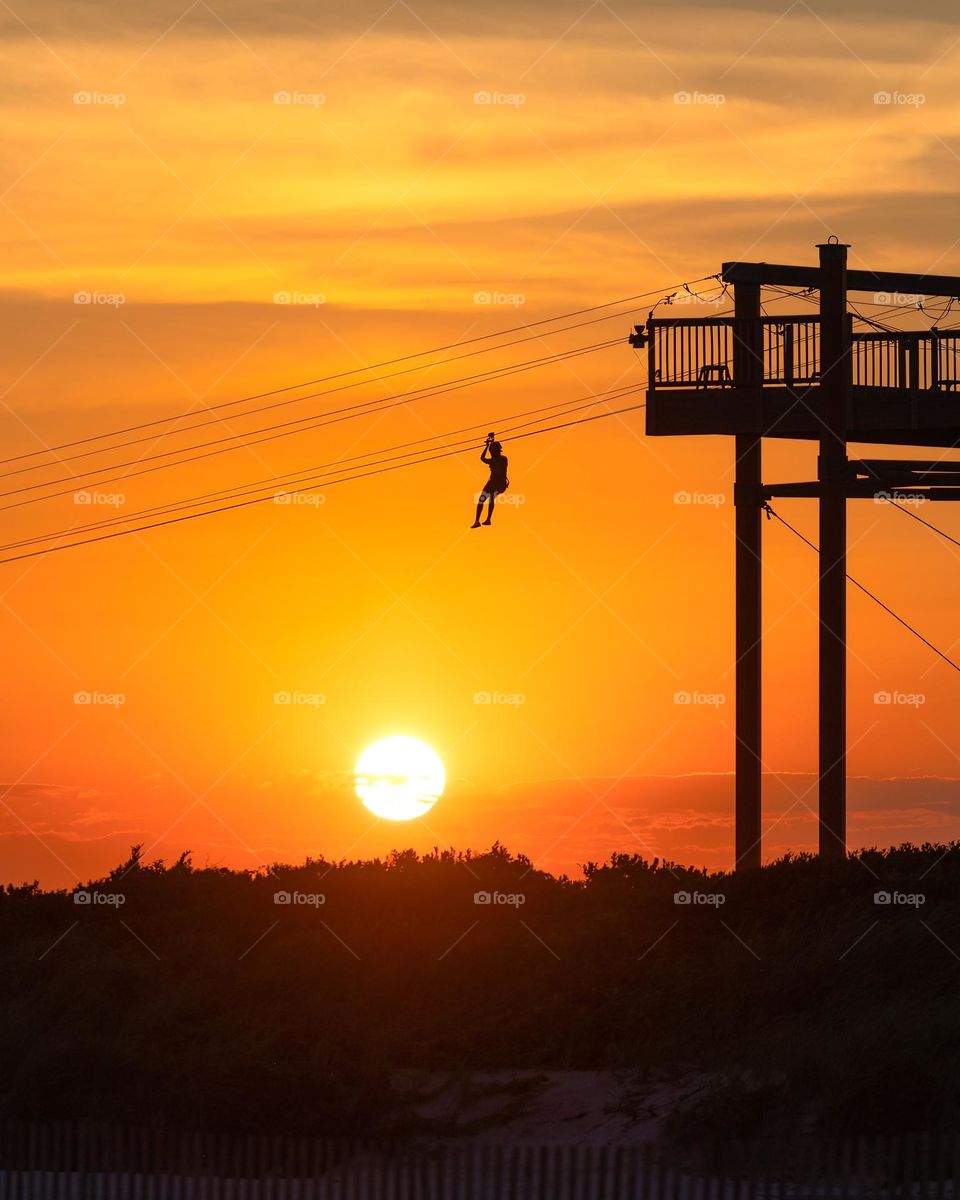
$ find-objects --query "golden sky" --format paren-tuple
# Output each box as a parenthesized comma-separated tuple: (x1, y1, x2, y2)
(2, 0, 960, 886)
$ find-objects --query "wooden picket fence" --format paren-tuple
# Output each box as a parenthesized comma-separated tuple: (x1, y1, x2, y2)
(0, 1122, 957, 1197)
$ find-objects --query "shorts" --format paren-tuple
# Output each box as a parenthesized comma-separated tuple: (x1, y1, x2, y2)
(479, 483, 502, 503)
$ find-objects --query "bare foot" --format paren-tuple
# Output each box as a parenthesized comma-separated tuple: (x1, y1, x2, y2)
(471, 521, 481, 528)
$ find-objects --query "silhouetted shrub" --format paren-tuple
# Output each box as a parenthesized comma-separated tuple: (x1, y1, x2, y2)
(1, 841, 957, 1137)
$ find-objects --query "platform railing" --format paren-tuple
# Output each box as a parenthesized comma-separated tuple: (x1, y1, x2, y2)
(647, 317, 960, 394)
(852, 329, 960, 392)
(648, 317, 821, 389)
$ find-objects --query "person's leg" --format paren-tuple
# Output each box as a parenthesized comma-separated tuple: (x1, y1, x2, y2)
(482, 493, 496, 524)
(471, 495, 485, 527)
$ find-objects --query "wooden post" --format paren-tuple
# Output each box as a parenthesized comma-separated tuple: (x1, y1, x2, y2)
(817, 240, 850, 858)
(734, 281, 762, 871)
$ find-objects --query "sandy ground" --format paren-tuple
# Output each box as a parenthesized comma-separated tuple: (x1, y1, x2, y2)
(390, 1068, 685, 1144)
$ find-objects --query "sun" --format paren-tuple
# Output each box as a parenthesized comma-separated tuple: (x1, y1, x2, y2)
(354, 735, 445, 821)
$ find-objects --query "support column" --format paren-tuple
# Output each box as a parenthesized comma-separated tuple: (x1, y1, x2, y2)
(734, 281, 762, 871)
(817, 240, 850, 858)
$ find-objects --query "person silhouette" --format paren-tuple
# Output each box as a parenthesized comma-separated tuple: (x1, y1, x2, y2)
(471, 436, 509, 528)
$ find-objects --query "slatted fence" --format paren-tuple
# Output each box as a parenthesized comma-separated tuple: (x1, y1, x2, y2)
(0, 1123, 957, 1198)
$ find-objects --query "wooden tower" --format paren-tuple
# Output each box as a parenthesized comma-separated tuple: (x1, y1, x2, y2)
(635, 242, 960, 868)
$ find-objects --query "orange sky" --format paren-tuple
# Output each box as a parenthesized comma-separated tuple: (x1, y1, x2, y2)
(2, 0, 960, 886)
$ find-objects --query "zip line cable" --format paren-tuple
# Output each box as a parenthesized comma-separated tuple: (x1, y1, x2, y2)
(0, 338, 628, 510)
(2, 311, 733, 521)
(3, 306, 734, 515)
(1, 276, 718, 468)
(8, 324, 749, 550)
(0, 334, 626, 484)
(0, 402, 648, 567)
(881, 494, 960, 552)
(0, 384, 646, 553)
(764, 504, 960, 675)
(0, 317, 650, 480)
(2, 393, 641, 554)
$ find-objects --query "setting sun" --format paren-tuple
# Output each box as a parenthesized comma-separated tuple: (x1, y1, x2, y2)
(354, 736, 446, 821)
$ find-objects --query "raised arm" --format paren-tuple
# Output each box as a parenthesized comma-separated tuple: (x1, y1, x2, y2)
(480, 447, 491, 464)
